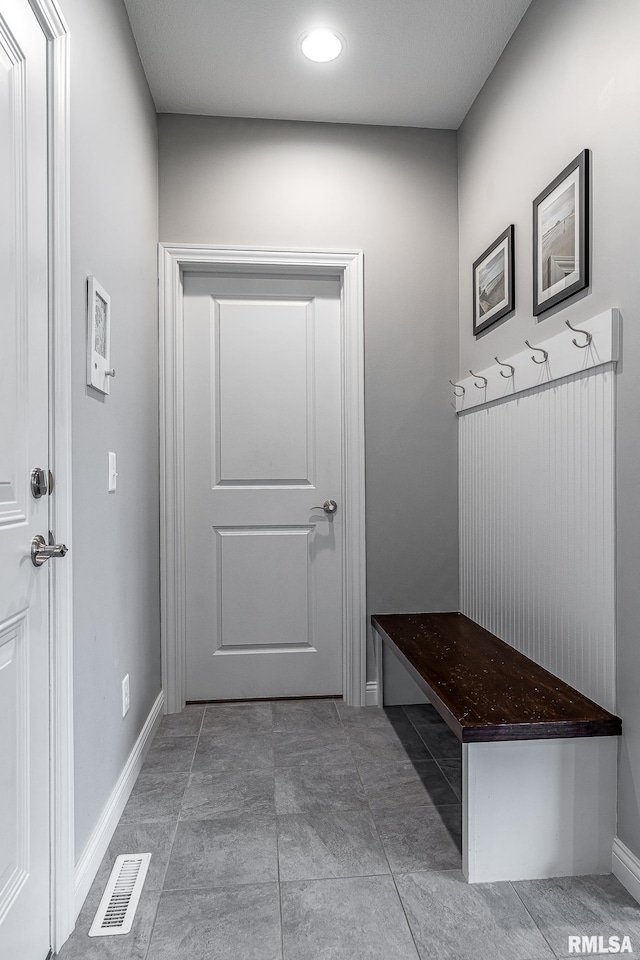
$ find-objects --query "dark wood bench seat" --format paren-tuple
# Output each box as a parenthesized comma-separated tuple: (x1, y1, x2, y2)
(372, 612, 621, 743)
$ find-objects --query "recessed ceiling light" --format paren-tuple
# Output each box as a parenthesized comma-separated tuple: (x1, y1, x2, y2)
(300, 29, 343, 63)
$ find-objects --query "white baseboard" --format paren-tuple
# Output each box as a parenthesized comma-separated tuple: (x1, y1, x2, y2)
(613, 837, 640, 906)
(73, 691, 164, 917)
(365, 680, 379, 706)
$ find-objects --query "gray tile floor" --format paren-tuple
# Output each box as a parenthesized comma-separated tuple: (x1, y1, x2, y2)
(56, 699, 640, 960)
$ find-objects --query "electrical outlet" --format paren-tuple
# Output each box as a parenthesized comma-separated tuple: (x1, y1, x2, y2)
(122, 674, 130, 718)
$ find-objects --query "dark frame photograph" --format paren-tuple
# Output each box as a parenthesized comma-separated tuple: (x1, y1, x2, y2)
(473, 224, 515, 336)
(533, 149, 589, 316)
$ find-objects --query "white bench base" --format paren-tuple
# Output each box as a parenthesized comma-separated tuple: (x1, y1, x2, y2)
(463, 737, 617, 883)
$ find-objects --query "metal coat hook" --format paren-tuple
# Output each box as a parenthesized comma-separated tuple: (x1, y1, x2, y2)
(469, 369, 487, 389)
(525, 340, 548, 364)
(449, 380, 465, 397)
(565, 319, 592, 348)
(494, 356, 515, 378)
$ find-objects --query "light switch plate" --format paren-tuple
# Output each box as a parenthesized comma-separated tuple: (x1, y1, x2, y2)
(108, 452, 117, 493)
(122, 674, 130, 717)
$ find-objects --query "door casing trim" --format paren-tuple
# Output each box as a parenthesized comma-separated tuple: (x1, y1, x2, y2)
(28, 0, 74, 951)
(159, 244, 367, 710)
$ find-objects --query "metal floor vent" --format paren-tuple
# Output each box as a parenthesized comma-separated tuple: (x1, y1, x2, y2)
(88, 853, 151, 937)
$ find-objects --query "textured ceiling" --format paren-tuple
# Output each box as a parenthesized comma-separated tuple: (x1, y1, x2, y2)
(123, 0, 533, 129)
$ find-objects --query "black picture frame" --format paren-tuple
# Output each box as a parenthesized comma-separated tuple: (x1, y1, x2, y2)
(533, 149, 589, 316)
(473, 224, 515, 336)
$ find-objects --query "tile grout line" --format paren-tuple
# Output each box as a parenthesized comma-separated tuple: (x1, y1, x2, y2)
(154, 701, 284, 953)
(158, 818, 180, 889)
(147, 704, 204, 951)
(433, 758, 462, 801)
(195, 703, 206, 738)
(403, 704, 464, 800)
(116, 707, 199, 960)
(141, 890, 162, 960)
(301, 695, 422, 956)
(397, 704, 439, 764)
(509, 880, 561, 960)
(339, 703, 423, 959)
(277, 877, 286, 960)
(138, 707, 192, 960)
(271, 700, 287, 959)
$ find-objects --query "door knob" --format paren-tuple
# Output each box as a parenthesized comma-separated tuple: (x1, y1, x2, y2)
(312, 499, 338, 515)
(31, 533, 68, 567)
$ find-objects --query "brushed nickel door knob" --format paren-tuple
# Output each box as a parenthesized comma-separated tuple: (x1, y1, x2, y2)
(31, 533, 68, 567)
(312, 499, 337, 515)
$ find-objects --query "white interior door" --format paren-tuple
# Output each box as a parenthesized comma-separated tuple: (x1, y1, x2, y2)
(0, 3, 51, 958)
(183, 274, 343, 700)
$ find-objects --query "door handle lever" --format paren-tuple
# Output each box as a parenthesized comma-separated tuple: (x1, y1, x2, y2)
(312, 499, 338, 515)
(31, 533, 69, 567)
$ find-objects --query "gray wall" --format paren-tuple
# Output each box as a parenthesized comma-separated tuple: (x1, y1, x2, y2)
(159, 115, 460, 684)
(458, 0, 640, 858)
(63, 0, 161, 857)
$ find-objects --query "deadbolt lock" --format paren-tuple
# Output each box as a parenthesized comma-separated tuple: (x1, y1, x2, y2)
(31, 467, 48, 499)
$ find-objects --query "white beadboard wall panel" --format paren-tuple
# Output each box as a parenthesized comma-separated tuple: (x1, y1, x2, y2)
(459, 364, 616, 711)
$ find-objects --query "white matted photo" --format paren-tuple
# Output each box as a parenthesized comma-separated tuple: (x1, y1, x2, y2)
(87, 276, 113, 394)
(533, 149, 589, 315)
(473, 224, 515, 336)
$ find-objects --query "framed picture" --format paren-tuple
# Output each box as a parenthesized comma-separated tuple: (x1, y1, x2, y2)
(533, 149, 589, 316)
(87, 276, 113, 394)
(473, 224, 515, 336)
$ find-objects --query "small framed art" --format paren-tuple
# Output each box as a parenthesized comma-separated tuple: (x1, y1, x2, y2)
(533, 149, 589, 316)
(87, 276, 113, 394)
(473, 224, 515, 336)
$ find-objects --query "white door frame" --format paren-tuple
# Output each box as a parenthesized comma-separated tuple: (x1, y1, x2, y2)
(159, 244, 366, 712)
(28, 0, 74, 950)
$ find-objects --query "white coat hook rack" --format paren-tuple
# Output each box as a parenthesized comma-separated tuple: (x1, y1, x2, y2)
(452, 308, 620, 414)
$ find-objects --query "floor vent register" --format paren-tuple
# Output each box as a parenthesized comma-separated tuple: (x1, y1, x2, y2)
(88, 853, 151, 937)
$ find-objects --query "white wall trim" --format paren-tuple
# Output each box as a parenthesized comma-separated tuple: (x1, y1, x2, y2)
(73, 692, 164, 917)
(365, 681, 379, 706)
(613, 837, 640, 906)
(159, 244, 367, 710)
(27, 1, 74, 952)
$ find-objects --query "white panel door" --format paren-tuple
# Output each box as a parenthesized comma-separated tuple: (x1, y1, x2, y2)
(184, 275, 343, 700)
(0, 3, 51, 959)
